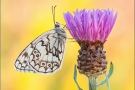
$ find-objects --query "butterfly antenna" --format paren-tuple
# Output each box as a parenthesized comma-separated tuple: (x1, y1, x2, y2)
(52, 5, 57, 25)
(54, 5, 57, 24)
(52, 6, 54, 25)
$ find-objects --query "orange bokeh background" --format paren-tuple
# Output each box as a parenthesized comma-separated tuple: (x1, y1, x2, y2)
(1, 0, 134, 90)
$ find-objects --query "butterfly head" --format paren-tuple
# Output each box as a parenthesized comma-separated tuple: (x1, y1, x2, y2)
(55, 22, 62, 28)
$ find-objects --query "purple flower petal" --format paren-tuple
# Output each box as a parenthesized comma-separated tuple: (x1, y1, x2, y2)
(64, 9, 117, 42)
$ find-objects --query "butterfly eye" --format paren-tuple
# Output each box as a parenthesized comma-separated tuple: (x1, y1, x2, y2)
(47, 63, 52, 68)
(33, 50, 38, 55)
(36, 53, 40, 57)
(40, 61, 46, 67)
(34, 53, 41, 60)
(23, 60, 27, 63)
(53, 63, 58, 66)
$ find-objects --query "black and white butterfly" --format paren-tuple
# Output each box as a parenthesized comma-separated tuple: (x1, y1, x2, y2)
(14, 22, 67, 74)
(14, 6, 68, 75)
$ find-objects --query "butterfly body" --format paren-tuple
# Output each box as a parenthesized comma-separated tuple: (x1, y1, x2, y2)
(14, 23, 67, 74)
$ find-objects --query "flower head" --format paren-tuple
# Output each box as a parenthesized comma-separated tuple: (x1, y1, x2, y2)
(64, 9, 117, 77)
(64, 9, 117, 42)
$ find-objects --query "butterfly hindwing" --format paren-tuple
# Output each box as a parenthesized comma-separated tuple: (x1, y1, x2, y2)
(14, 29, 66, 74)
(14, 44, 34, 72)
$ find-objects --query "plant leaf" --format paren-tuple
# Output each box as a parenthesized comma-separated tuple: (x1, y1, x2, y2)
(105, 74, 110, 90)
(97, 62, 114, 87)
(73, 65, 83, 90)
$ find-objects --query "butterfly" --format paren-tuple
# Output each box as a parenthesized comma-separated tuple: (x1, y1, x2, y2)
(14, 22, 67, 74)
(14, 6, 67, 75)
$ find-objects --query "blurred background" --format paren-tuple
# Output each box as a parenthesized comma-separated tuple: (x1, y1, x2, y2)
(1, 0, 134, 90)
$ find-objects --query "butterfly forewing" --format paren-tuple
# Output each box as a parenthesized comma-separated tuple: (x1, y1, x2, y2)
(14, 28, 67, 74)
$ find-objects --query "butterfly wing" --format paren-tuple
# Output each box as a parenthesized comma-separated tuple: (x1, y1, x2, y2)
(14, 29, 66, 74)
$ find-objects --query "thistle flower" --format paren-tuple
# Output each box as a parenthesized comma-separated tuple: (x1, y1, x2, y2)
(64, 9, 117, 90)
(64, 9, 117, 77)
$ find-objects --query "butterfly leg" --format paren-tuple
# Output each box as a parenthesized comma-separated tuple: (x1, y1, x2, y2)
(68, 38, 74, 39)
(66, 38, 76, 43)
(65, 41, 76, 43)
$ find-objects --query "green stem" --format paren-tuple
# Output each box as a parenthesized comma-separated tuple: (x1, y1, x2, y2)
(73, 65, 83, 90)
(88, 76, 97, 90)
